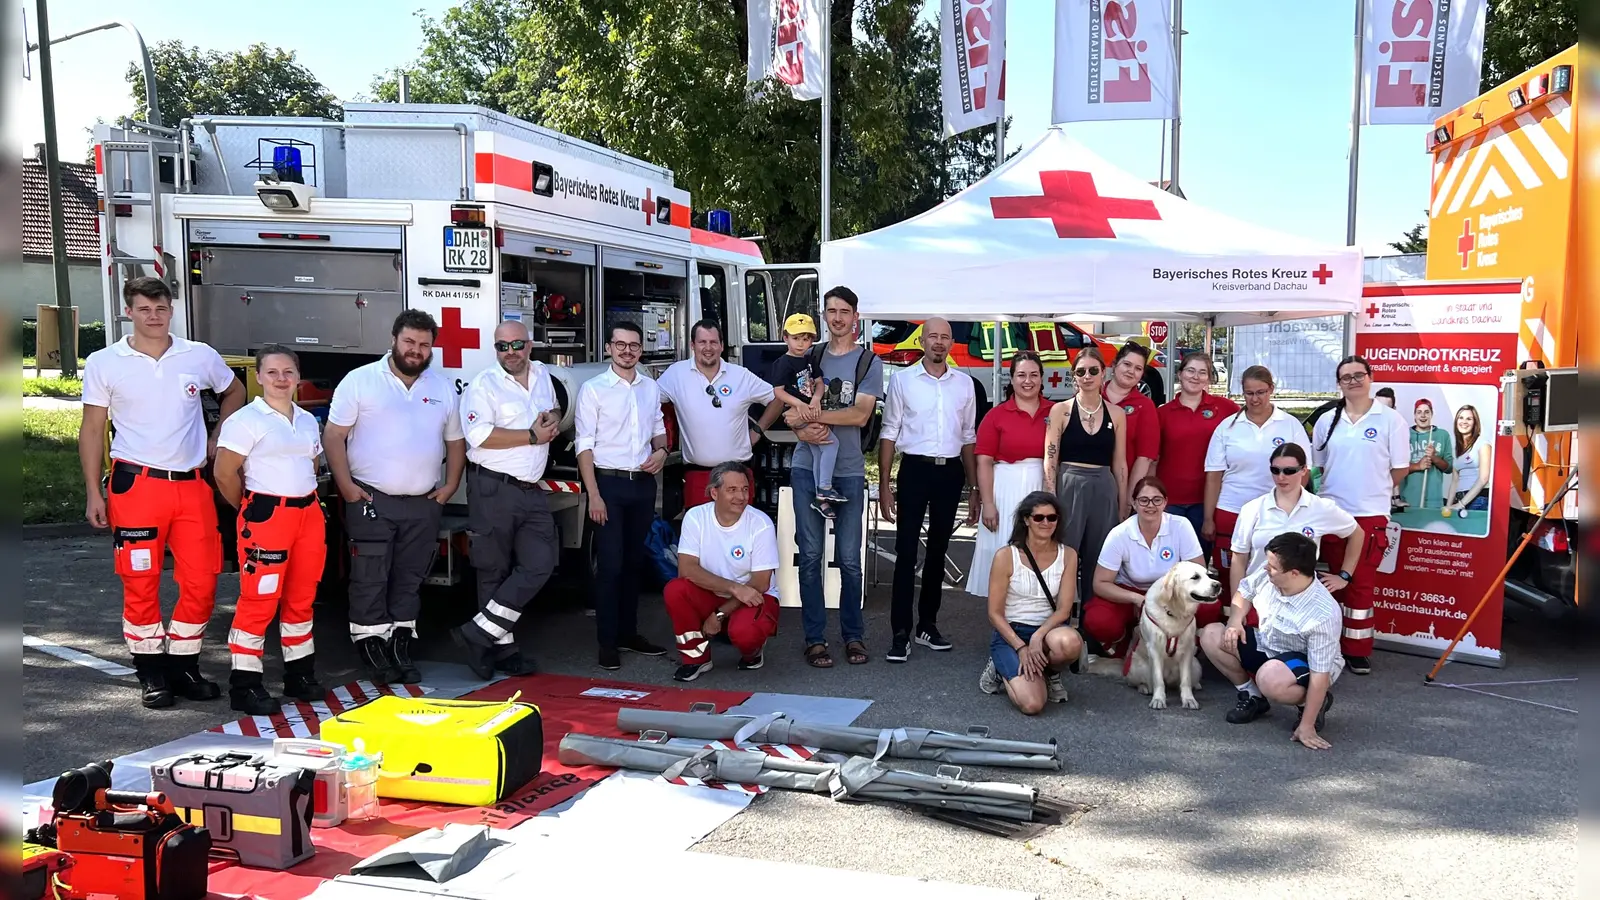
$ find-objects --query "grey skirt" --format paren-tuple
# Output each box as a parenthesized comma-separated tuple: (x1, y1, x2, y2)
(1055, 465, 1118, 550)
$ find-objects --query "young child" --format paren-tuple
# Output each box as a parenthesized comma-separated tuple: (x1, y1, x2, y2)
(768, 313, 846, 519)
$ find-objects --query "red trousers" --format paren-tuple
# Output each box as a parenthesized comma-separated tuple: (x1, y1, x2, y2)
(1082, 591, 1224, 658)
(229, 492, 326, 673)
(108, 463, 221, 657)
(1319, 514, 1388, 657)
(683, 466, 755, 511)
(663, 577, 779, 663)
(1211, 508, 1239, 576)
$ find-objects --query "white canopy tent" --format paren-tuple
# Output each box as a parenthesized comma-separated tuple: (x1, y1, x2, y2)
(822, 127, 1363, 327)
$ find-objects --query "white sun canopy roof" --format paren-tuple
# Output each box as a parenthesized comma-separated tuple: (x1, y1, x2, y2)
(824, 127, 1363, 326)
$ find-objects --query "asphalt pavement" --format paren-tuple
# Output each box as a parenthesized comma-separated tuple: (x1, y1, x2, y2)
(22, 529, 1580, 899)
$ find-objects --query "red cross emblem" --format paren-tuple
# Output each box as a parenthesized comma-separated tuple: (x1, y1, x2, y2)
(1047, 369, 1066, 388)
(435, 307, 481, 369)
(1457, 219, 1475, 269)
(1312, 264, 1333, 284)
(185, 383, 198, 397)
(990, 170, 1161, 239)
(1365, 302, 1381, 319)
(644, 187, 654, 225)
(465, 410, 479, 424)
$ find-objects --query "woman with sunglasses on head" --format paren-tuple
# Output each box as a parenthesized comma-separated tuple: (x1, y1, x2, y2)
(1444, 405, 1492, 516)
(1228, 443, 1362, 600)
(1156, 351, 1240, 553)
(978, 491, 1084, 714)
(1201, 366, 1307, 576)
(1043, 348, 1129, 617)
(1085, 476, 1211, 658)
(1308, 356, 1409, 675)
(967, 352, 1054, 595)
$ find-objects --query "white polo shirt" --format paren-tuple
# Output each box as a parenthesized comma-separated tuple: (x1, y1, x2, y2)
(82, 335, 238, 472)
(1096, 512, 1204, 591)
(574, 366, 666, 471)
(217, 397, 322, 497)
(327, 356, 464, 496)
(1310, 401, 1409, 517)
(1203, 405, 1311, 514)
(1230, 488, 1359, 578)
(677, 503, 780, 597)
(460, 361, 559, 483)
(657, 359, 775, 466)
(879, 361, 978, 458)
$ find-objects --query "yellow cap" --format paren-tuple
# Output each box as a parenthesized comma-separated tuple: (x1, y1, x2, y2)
(783, 313, 818, 337)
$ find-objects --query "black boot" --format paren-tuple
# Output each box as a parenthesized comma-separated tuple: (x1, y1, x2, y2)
(132, 653, 174, 709)
(167, 653, 221, 701)
(229, 670, 282, 716)
(282, 655, 326, 702)
(356, 637, 401, 685)
(389, 629, 422, 685)
(451, 626, 496, 681)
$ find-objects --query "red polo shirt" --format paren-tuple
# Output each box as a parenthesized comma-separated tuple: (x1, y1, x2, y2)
(1156, 391, 1241, 504)
(1105, 388, 1160, 464)
(975, 396, 1055, 463)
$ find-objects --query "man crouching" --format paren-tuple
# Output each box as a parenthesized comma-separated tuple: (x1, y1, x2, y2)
(663, 462, 781, 681)
(1200, 532, 1343, 750)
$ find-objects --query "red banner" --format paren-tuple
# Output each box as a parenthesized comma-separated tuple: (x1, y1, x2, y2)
(1356, 282, 1521, 664)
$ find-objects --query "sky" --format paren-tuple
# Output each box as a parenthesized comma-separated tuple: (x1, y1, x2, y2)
(12, 0, 1436, 254)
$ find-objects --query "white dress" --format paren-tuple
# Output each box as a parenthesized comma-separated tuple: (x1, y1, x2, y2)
(966, 458, 1046, 595)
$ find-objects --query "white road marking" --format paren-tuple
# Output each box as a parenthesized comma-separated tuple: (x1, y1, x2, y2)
(23, 634, 136, 676)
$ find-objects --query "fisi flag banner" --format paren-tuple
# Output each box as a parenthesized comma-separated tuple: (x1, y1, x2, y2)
(1052, 0, 1177, 123)
(940, 0, 1007, 138)
(747, 0, 827, 101)
(1361, 0, 1487, 125)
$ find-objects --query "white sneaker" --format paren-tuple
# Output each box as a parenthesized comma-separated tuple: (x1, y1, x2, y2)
(978, 659, 1003, 694)
(1046, 672, 1069, 703)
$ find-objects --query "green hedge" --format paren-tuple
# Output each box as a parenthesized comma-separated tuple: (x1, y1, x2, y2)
(18, 320, 107, 359)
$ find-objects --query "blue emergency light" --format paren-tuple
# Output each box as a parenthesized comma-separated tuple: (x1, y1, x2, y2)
(272, 146, 305, 184)
(708, 209, 732, 235)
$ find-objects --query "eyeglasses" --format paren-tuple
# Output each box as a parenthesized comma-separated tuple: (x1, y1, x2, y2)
(1073, 366, 1102, 378)
(1181, 367, 1210, 377)
(1030, 513, 1059, 523)
(611, 341, 643, 352)
(494, 339, 529, 352)
(1242, 389, 1272, 399)
(1133, 496, 1165, 507)
(1270, 465, 1304, 476)
(705, 384, 723, 408)
(1337, 372, 1369, 384)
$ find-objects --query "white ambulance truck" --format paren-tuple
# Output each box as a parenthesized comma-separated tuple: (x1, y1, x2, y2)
(92, 103, 818, 586)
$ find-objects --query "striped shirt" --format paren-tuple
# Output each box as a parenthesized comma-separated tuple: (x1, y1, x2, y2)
(1240, 569, 1345, 683)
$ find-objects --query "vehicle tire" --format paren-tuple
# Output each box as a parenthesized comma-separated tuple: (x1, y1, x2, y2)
(1140, 367, 1166, 405)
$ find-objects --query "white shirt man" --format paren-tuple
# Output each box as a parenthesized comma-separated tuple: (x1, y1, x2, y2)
(657, 322, 778, 511)
(574, 370, 667, 471)
(879, 360, 978, 459)
(461, 359, 559, 483)
(327, 356, 465, 496)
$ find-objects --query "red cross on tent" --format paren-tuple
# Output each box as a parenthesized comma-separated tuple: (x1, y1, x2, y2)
(435, 307, 481, 369)
(990, 170, 1161, 239)
(1313, 264, 1333, 284)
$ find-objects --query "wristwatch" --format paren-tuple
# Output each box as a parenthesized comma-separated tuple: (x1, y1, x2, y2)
(1338, 570, 1353, 582)
(715, 609, 729, 623)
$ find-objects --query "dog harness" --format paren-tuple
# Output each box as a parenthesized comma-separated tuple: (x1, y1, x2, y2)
(1120, 606, 1185, 677)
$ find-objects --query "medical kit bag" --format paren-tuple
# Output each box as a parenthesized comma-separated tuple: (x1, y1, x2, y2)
(320, 691, 543, 806)
(150, 751, 316, 870)
(271, 738, 351, 828)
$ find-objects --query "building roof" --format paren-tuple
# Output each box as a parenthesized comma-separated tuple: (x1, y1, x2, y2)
(22, 156, 99, 261)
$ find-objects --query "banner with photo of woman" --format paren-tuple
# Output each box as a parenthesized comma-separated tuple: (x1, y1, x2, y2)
(1355, 281, 1521, 664)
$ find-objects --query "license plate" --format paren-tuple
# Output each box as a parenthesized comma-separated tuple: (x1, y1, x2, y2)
(443, 226, 493, 273)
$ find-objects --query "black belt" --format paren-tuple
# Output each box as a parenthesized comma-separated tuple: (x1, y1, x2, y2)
(904, 454, 961, 467)
(595, 468, 651, 481)
(245, 491, 318, 508)
(114, 461, 200, 481)
(469, 462, 539, 490)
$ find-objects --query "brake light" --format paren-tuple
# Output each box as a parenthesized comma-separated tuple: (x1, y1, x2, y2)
(451, 205, 487, 225)
(880, 349, 922, 365)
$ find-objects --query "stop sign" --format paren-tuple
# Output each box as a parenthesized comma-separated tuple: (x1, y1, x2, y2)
(1147, 321, 1169, 344)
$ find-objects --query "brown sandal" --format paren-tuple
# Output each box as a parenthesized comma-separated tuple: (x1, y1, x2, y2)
(804, 642, 834, 668)
(844, 640, 869, 665)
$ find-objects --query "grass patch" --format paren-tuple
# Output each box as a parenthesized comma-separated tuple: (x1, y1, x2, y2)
(23, 407, 85, 525)
(23, 375, 83, 397)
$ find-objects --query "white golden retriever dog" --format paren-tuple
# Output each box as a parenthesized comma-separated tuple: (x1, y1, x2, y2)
(1126, 561, 1223, 710)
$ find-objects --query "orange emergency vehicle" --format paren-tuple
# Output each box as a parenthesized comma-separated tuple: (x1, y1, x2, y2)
(1425, 45, 1580, 610)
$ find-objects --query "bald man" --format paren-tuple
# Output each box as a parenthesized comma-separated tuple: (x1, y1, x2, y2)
(451, 320, 563, 678)
(878, 316, 979, 662)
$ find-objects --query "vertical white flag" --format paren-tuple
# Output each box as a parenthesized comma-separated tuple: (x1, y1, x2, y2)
(1361, 0, 1486, 125)
(940, 0, 1007, 138)
(1051, 0, 1177, 123)
(747, 0, 826, 102)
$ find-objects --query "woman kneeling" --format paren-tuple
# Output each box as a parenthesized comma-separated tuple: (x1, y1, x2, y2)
(979, 491, 1084, 715)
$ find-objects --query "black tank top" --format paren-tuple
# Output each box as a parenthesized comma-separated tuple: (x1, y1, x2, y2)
(1060, 399, 1115, 466)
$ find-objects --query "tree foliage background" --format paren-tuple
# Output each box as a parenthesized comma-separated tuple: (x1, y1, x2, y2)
(125, 41, 341, 124)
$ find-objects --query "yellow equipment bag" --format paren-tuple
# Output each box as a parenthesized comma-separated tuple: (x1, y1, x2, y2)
(320, 692, 543, 807)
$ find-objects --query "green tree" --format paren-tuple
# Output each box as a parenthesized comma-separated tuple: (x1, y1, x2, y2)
(126, 41, 341, 124)
(1481, 0, 1578, 85)
(1390, 223, 1428, 254)
(367, 0, 550, 119)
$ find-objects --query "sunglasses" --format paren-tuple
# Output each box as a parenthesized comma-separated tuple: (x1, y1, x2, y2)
(1074, 366, 1102, 378)
(494, 339, 529, 352)
(1133, 496, 1164, 507)
(1030, 513, 1059, 523)
(705, 384, 723, 408)
(1270, 465, 1304, 476)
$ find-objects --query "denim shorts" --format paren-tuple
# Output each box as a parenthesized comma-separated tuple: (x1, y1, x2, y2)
(990, 622, 1045, 680)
